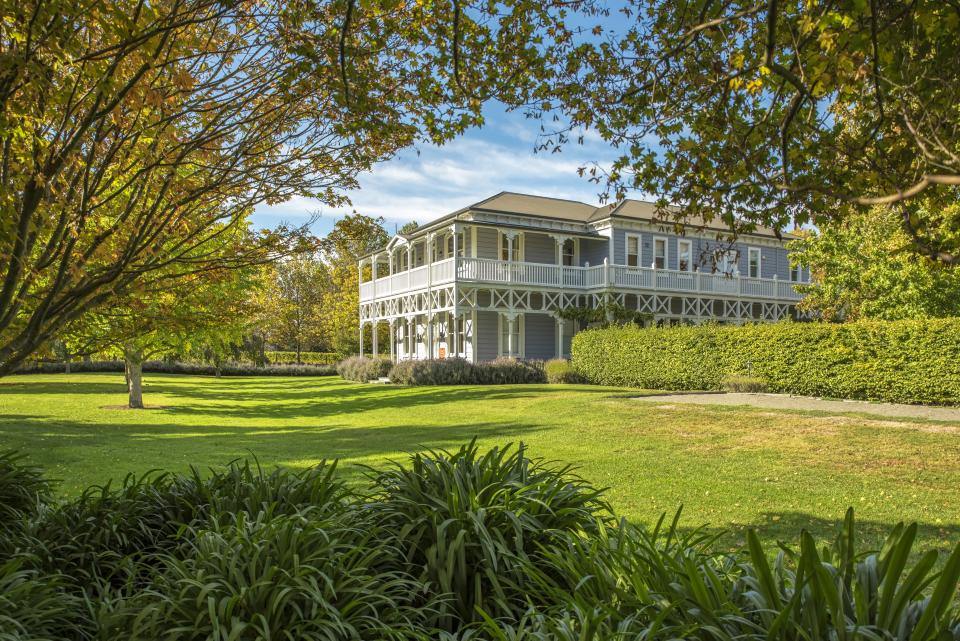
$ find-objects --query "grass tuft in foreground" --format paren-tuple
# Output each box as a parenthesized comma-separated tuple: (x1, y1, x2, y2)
(2, 442, 959, 640)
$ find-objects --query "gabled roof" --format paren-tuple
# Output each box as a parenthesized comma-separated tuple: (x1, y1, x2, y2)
(600, 199, 797, 239)
(466, 191, 600, 222)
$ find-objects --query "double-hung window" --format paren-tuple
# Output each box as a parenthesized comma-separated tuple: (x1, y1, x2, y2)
(715, 248, 739, 275)
(562, 238, 576, 266)
(499, 315, 522, 357)
(626, 235, 640, 267)
(790, 264, 803, 282)
(499, 232, 521, 261)
(653, 238, 667, 269)
(678, 239, 693, 272)
(748, 248, 761, 278)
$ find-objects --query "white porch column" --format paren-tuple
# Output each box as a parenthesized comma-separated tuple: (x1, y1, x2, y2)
(388, 250, 394, 275)
(407, 317, 415, 360)
(506, 312, 516, 358)
(451, 311, 458, 357)
(555, 315, 564, 359)
(389, 319, 396, 361)
(426, 314, 434, 359)
(407, 245, 413, 270)
(359, 323, 364, 356)
(372, 321, 378, 357)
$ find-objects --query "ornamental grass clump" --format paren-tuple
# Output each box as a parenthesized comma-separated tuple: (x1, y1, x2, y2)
(2, 446, 959, 640)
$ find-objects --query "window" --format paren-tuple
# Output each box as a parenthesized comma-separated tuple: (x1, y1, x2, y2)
(790, 265, 803, 282)
(653, 238, 667, 269)
(562, 238, 576, 266)
(678, 240, 693, 272)
(626, 234, 640, 267)
(498, 314, 523, 357)
(499, 232, 521, 261)
(748, 248, 761, 278)
(715, 248, 739, 275)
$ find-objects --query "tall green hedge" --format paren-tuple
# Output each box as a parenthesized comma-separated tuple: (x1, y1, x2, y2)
(571, 319, 960, 405)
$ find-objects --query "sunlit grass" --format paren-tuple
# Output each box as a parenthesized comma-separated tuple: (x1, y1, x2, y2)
(2, 372, 958, 554)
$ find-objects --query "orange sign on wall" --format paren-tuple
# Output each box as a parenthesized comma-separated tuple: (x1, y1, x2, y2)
(438, 346, 446, 359)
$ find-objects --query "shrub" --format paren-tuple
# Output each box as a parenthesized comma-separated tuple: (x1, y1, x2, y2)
(0, 451, 52, 529)
(368, 441, 608, 629)
(572, 319, 960, 404)
(544, 358, 583, 384)
(721, 374, 769, 393)
(336, 356, 393, 382)
(109, 513, 430, 640)
(474, 357, 546, 384)
(13, 360, 337, 376)
(388, 357, 475, 385)
(265, 351, 340, 366)
(387, 358, 547, 385)
(0, 448, 959, 639)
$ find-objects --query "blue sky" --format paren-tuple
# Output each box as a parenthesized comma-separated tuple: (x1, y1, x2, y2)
(252, 103, 624, 237)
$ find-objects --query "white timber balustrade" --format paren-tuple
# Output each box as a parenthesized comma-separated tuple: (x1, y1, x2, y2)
(359, 256, 802, 302)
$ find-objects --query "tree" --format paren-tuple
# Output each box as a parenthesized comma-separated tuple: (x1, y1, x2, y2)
(0, 0, 580, 374)
(539, 1, 960, 262)
(790, 202, 960, 322)
(64, 225, 259, 407)
(318, 214, 389, 354)
(398, 221, 420, 235)
(254, 256, 329, 362)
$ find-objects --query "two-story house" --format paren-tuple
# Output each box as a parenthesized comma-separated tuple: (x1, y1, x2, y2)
(358, 192, 809, 362)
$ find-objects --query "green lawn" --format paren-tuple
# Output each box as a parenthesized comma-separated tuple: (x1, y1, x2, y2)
(2, 372, 959, 554)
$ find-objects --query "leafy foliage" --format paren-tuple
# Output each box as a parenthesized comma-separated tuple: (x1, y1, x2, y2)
(543, 359, 583, 384)
(266, 351, 340, 366)
(0, 451, 52, 529)
(790, 203, 960, 321)
(572, 320, 960, 404)
(15, 359, 337, 377)
(539, 0, 960, 262)
(337, 355, 394, 382)
(388, 357, 546, 385)
(1, 446, 959, 639)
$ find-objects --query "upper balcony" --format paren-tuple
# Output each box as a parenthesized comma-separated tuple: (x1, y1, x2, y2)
(359, 256, 804, 303)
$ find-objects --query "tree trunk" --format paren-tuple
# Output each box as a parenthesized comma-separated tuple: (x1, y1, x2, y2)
(64, 360, 71, 374)
(124, 346, 144, 409)
(296, 341, 301, 365)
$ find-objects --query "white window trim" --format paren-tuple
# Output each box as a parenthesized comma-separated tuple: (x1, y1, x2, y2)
(625, 233, 642, 267)
(652, 236, 669, 269)
(561, 237, 579, 267)
(677, 239, 693, 272)
(498, 231, 524, 262)
(747, 247, 762, 279)
(497, 314, 525, 358)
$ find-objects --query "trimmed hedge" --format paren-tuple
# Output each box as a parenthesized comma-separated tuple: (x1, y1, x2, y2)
(388, 358, 546, 385)
(266, 351, 340, 365)
(15, 360, 337, 377)
(572, 319, 960, 405)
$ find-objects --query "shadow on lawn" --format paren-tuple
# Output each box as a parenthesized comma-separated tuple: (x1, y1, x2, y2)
(670, 509, 960, 558)
(0, 412, 551, 471)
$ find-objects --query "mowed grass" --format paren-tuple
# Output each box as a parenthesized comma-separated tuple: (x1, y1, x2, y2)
(1, 372, 959, 554)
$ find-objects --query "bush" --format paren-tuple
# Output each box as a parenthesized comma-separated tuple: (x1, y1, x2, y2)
(387, 358, 546, 385)
(265, 351, 340, 365)
(721, 374, 769, 393)
(572, 319, 960, 405)
(0, 451, 52, 529)
(1, 447, 959, 640)
(336, 356, 393, 382)
(544, 358, 583, 384)
(14, 360, 337, 376)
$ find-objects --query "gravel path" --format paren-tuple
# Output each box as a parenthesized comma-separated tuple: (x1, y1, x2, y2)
(634, 392, 960, 422)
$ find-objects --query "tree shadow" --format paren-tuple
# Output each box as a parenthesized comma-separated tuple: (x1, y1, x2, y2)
(657, 509, 960, 559)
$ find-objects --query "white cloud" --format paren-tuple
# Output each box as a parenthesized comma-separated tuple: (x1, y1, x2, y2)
(253, 122, 621, 235)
